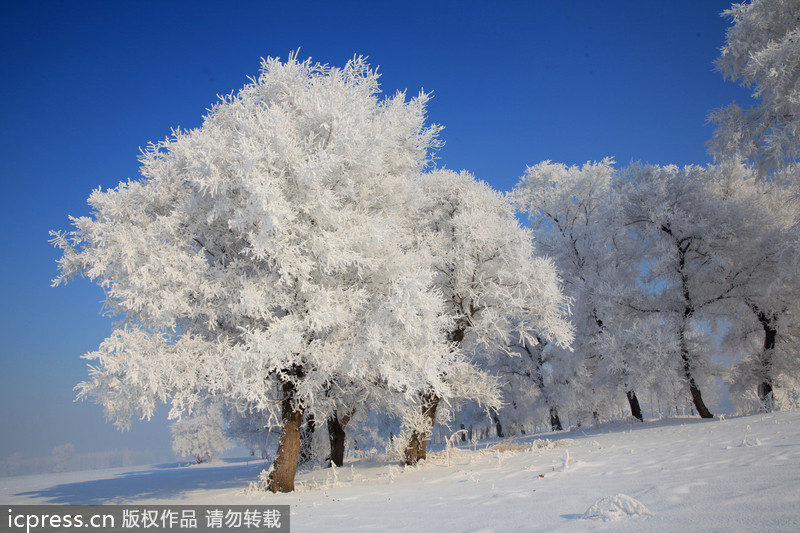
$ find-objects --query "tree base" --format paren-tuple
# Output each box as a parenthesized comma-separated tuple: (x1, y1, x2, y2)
(404, 395, 440, 466)
(327, 411, 351, 468)
(267, 380, 305, 493)
(627, 390, 644, 422)
(689, 383, 714, 419)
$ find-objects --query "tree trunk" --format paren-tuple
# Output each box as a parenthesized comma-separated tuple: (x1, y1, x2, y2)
(752, 304, 777, 410)
(491, 410, 504, 438)
(666, 227, 713, 419)
(327, 411, 352, 467)
(688, 381, 713, 418)
(549, 407, 563, 431)
(679, 341, 713, 418)
(626, 390, 644, 421)
(267, 380, 305, 493)
(679, 340, 714, 418)
(758, 381, 774, 408)
(404, 395, 440, 465)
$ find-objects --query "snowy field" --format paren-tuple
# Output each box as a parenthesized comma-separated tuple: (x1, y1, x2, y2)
(3, 410, 799, 532)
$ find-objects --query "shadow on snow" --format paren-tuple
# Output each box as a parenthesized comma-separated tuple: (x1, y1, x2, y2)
(14, 461, 266, 505)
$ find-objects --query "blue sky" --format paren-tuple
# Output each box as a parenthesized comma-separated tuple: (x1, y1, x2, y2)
(0, 1, 753, 463)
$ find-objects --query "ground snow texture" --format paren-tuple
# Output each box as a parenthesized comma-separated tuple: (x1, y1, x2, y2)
(3, 410, 800, 532)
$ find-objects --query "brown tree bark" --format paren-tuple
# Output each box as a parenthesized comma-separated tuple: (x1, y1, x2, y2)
(404, 395, 440, 465)
(327, 411, 352, 467)
(267, 379, 305, 493)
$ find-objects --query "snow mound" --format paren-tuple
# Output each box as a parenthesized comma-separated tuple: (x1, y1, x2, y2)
(580, 493, 653, 521)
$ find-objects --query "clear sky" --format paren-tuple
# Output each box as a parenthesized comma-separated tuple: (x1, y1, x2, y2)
(0, 0, 753, 463)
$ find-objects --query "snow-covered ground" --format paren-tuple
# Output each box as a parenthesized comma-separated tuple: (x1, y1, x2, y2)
(3, 410, 799, 532)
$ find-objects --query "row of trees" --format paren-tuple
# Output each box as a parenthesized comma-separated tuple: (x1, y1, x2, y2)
(503, 158, 798, 429)
(52, 0, 799, 492)
(488, 0, 800, 432)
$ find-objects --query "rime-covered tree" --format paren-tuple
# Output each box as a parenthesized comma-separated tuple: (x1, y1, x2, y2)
(611, 163, 775, 418)
(707, 0, 800, 410)
(51, 54, 474, 492)
(492, 334, 568, 433)
(170, 401, 232, 463)
(225, 407, 274, 459)
(709, 0, 800, 190)
(702, 163, 800, 411)
(400, 169, 573, 464)
(511, 159, 646, 422)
